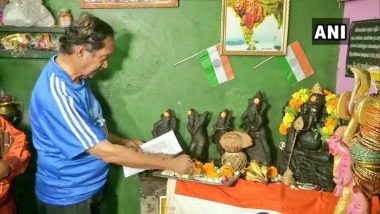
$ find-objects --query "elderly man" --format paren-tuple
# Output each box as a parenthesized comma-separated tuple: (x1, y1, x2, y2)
(29, 12, 193, 214)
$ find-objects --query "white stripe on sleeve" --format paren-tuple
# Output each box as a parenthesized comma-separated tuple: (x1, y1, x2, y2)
(61, 81, 100, 146)
(50, 74, 89, 149)
(55, 78, 95, 147)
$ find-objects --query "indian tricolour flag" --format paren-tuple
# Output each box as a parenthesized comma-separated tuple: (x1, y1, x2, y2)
(199, 44, 234, 87)
(164, 179, 342, 214)
(278, 41, 314, 84)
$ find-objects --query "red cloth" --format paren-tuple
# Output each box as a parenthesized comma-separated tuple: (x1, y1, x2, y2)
(176, 178, 380, 214)
(0, 116, 30, 214)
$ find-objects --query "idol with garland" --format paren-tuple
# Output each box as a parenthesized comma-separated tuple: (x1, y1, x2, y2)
(279, 83, 340, 191)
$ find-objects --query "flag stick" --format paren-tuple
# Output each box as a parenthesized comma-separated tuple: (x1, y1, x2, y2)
(174, 43, 220, 66)
(252, 56, 274, 70)
(174, 51, 202, 66)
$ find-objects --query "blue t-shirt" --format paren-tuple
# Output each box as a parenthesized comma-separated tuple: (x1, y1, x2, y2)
(30, 56, 108, 205)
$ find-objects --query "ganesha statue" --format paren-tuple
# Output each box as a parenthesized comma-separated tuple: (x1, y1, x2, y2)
(152, 109, 177, 138)
(210, 109, 233, 165)
(241, 91, 271, 166)
(281, 84, 339, 191)
(187, 109, 209, 162)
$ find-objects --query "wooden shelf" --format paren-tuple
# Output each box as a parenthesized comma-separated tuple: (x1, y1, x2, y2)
(0, 26, 66, 33)
(0, 49, 58, 59)
(0, 26, 64, 58)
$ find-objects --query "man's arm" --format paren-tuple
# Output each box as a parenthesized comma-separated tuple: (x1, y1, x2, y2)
(107, 133, 143, 152)
(87, 140, 193, 174)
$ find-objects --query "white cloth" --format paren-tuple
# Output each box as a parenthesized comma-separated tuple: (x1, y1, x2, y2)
(3, 0, 54, 27)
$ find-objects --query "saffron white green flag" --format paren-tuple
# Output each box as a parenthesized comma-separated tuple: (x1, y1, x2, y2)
(278, 41, 314, 84)
(167, 179, 340, 214)
(199, 44, 234, 87)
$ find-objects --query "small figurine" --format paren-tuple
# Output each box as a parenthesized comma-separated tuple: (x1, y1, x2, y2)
(152, 109, 177, 138)
(59, 9, 72, 27)
(37, 33, 53, 50)
(187, 109, 209, 162)
(240, 91, 271, 166)
(210, 109, 233, 164)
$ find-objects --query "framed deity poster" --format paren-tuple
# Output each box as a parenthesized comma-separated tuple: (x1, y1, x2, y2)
(80, 0, 179, 8)
(221, 0, 290, 55)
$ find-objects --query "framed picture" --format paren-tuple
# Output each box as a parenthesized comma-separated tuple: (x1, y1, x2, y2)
(80, 0, 179, 8)
(221, 0, 290, 55)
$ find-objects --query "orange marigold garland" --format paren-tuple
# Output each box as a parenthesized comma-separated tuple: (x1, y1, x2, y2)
(220, 165, 235, 178)
(193, 161, 236, 179)
(279, 88, 311, 135)
(279, 86, 340, 142)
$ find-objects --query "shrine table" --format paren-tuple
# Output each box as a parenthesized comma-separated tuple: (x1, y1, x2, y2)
(168, 179, 379, 214)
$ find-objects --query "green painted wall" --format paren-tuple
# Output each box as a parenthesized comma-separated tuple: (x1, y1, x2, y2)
(0, 0, 343, 213)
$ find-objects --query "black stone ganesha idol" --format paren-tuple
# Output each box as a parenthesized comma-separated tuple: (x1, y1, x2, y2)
(240, 91, 271, 166)
(210, 109, 233, 164)
(284, 93, 334, 191)
(152, 109, 177, 138)
(187, 109, 209, 162)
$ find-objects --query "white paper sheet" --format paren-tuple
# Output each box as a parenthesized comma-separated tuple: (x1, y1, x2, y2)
(122, 130, 183, 177)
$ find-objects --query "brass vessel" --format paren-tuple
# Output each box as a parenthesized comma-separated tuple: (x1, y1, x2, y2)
(0, 96, 22, 125)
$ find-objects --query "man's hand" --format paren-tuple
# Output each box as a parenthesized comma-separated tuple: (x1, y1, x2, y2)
(123, 139, 144, 152)
(167, 154, 195, 174)
(0, 129, 13, 179)
(0, 129, 13, 158)
(107, 134, 144, 152)
(0, 160, 10, 179)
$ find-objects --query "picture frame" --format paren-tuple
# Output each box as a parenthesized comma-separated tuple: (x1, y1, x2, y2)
(80, 0, 179, 9)
(221, 0, 290, 55)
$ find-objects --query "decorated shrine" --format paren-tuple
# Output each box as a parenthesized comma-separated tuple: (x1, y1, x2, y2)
(1, 0, 380, 213)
